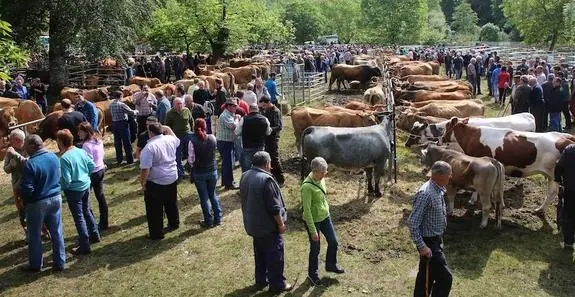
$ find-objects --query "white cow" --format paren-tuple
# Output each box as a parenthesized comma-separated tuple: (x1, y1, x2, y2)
(405, 113, 536, 147)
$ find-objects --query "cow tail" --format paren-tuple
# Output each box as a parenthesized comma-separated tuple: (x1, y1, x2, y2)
(491, 159, 505, 228)
(300, 126, 314, 181)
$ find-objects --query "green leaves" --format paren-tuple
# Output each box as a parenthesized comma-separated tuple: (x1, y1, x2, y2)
(0, 20, 28, 81)
(451, 0, 480, 42)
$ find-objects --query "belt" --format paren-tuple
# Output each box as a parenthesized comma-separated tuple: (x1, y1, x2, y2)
(423, 236, 442, 242)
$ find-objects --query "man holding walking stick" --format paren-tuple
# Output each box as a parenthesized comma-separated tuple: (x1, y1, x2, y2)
(408, 161, 453, 297)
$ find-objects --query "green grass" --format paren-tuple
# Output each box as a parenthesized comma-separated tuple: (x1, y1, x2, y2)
(0, 91, 574, 297)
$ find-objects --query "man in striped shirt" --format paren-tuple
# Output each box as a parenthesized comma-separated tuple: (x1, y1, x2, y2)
(408, 161, 453, 297)
(217, 99, 240, 190)
(109, 91, 138, 165)
(133, 84, 157, 135)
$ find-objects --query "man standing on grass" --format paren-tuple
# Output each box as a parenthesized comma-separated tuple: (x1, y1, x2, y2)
(555, 144, 575, 252)
(140, 123, 180, 240)
(408, 161, 453, 297)
(240, 151, 292, 293)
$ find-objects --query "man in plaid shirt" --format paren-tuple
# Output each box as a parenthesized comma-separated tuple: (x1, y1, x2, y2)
(408, 161, 453, 297)
(109, 90, 138, 165)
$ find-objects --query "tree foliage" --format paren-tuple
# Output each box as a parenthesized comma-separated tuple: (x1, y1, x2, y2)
(318, 0, 365, 43)
(281, 0, 326, 44)
(0, 20, 28, 81)
(451, 1, 480, 42)
(502, 0, 570, 50)
(361, 0, 428, 44)
(423, 9, 449, 44)
(479, 23, 501, 41)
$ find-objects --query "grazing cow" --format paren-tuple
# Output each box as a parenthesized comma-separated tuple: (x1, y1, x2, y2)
(329, 64, 382, 91)
(290, 107, 379, 152)
(400, 75, 448, 83)
(300, 113, 393, 197)
(421, 144, 505, 228)
(441, 118, 575, 212)
(364, 84, 386, 105)
(396, 111, 446, 132)
(404, 100, 484, 119)
(405, 113, 537, 147)
(128, 76, 162, 88)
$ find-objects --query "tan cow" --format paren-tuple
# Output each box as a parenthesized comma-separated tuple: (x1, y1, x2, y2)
(183, 69, 196, 79)
(396, 111, 447, 131)
(60, 87, 109, 102)
(344, 101, 387, 112)
(128, 76, 162, 88)
(120, 84, 141, 97)
(428, 61, 440, 75)
(405, 100, 484, 119)
(221, 66, 258, 85)
(396, 62, 433, 77)
(400, 74, 448, 83)
(397, 90, 471, 102)
(291, 107, 379, 150)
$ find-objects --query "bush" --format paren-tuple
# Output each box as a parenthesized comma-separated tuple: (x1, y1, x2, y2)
(480, 23, 501, 41)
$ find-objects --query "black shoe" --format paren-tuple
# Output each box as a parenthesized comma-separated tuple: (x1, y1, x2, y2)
(269, 283, 293, 293)
(89, 236, 101, 244)
(20, 265, 41, 273)
(225, 185, 240, 190)
(307, 275, 322, 286)
(52, 265, 65, 272)
(148, 235, 164, 241)
(213, 220, 222, 227)
(98, 224, 109, 231)
(199, 221, 213, 228)
(71, 247, 91, 255)
(255, 282, 268, 291)
(164, 225, 179, 233)
(326, 264, 345, 274)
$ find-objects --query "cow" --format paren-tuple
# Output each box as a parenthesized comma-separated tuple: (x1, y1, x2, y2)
(391, 61, 433, 77)
(329, 64, 382, 91)
(221, 65, 257, 85)
(0, 100, 44, 136)
(128, 76, 162, 88)
(52, 102, 106, 133)
(85, 75, 101, 89)
(38, 110, 64, 141)
(396, 111, 446, 132)
(61, 87, 109, 102)
(404, 100, 484, 119)
(229, 58, 252, 68)
(428, 61, 440, 75)
(403, 80, 472, 92)
(405, 113, 537, 147)
(420, 144, 505, 228)
(400, 75, 449, 84)
(387, 55, 410, 64)
(344, 101, 387, 112)
(0, 97, 24, 109)
(300, 112, 393, 197)
(183, 69, 196, 79)
(364, 84, 386, 105)
(290, 107, 380, 153)
(440, 117, 575, 212)
(0, 107, 18, 137)
(396, 89, 471, 103)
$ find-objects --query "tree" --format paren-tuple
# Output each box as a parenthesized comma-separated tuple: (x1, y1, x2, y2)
(361, 0, 428, 44)
(423, 9, 449, 44)
(281, 0, 325, 44)
(451, 1, 480, 42)
(502, 0, 570, 50)
(480, 23, 501, 41)
(440, 0, 461, 23)
(0, 20, 28, 81)
(318, 0, 364, 43)
(0, 0, 160, 95)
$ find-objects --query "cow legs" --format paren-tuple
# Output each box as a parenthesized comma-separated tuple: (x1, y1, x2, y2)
(328, 75, 335, 91)
(468, 191, 478, 205)
(446, 186, 456, 216)
(478, 190, 492, 229)
(373, 166, 385, 198)
(365, 168, 374, 194)
(536, 179, 559, 213)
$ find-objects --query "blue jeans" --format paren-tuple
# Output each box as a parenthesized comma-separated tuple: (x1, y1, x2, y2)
(111, 121, 133, 164)
(454, 68, 462, 80)
(217, 140, 235, 188)
(176, 133, 192, 179)
(305, 217, 339, 278)
(65, 189, 100, 253)
(234, 137, 243, 167)
(193, 170, 222, 225)
(241, 147, 264, 172)
(26, 195, 66, 269)
(550, 112, 562, 132)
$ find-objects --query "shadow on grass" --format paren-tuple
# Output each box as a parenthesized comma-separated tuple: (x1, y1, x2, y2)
(221, 276, 339, 297)
(0, 210, 19, 225)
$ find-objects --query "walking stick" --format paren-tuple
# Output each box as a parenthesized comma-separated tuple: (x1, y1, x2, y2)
(425, 257, 431, 297)
(498, 101, 511, 117)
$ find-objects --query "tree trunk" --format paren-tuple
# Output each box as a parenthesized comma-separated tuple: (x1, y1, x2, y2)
(47, 8, 69, 102)
(549, 31, 558, 51)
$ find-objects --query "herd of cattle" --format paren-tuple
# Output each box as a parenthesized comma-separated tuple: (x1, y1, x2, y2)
(1, 52, 574, 229)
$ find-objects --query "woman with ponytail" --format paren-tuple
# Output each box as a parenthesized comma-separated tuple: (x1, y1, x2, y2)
(188, 118, 222, 227)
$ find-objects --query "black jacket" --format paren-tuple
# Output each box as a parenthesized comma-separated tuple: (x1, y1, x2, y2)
(556, 144, 575, 196)
(261, 106, 282, 139)
(548, 86, 566, 113)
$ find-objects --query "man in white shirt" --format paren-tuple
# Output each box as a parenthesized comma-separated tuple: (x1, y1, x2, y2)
(244, 83, 258, 106)
(139, 123, 180, 240)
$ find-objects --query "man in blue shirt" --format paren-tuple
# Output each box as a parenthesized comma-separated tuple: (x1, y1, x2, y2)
(20, 134, 66, 272)
(408, 161, 453, 297)
(12, 76, 28, 99)
(265, 73, 282, 108)
(154, 90, 171, 124)
(75, 90, 99, 132)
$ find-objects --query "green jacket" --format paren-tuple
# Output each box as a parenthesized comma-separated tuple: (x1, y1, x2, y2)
(300, 173, 330, 235)
(165, 107, 192, 138)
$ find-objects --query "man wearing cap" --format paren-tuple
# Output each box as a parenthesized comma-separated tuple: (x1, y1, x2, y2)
(165, 97, 193, 180)
(57, 99, 87, 146)
(74, 89, 99, 132)
(259, 96, 285, 186)
(235, 102, 271, 172)
(109, 90, 138, 165)
(218, 99, 240, 190)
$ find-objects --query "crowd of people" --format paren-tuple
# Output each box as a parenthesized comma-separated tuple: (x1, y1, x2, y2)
(0, 75, 48, 114)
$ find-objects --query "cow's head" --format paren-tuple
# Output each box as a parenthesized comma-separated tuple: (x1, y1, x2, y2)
(405, 121, 428, 147)
(0, 107, 18, 137)
(97, 87, 109, 100)
(440, 117, 462, 145)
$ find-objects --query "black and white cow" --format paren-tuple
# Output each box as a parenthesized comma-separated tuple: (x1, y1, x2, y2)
(300, 112, 393, 197)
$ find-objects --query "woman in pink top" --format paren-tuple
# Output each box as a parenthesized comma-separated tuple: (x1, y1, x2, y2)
(78, 122, 108, 230)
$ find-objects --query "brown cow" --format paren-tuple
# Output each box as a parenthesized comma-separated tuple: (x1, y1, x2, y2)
(344, 101, 387, 112)
(387, 55, 410, 65)
(405, 80, 472, 92)
(405, 100, 484, 119)
(61, 87, 109, 102)
(183, 69, 196, 79)
(128, 76, 162, 88)
(0, 97, 24, 109)
(397, 90, 471, 102)
(291, 107, 379, 150)
(221, 66, 257, 85)
(229, 58, 252, 68)
(400, 74, 448, 83)
(329, 64, 382, 91)
(428, 61, 440, 75)
(396, 111, 446, 131)
(85, 75, 100, 89)
(395, 62, 433, 77)
(0, 107, 18, 137)
(120, 84, 142, 97)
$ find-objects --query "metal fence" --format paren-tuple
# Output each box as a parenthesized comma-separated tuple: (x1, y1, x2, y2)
(274, 63, 328, 106)
(68, 63, 126, 89)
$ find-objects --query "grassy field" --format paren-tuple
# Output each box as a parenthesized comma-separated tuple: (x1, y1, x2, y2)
(0, 81, 574, 297)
